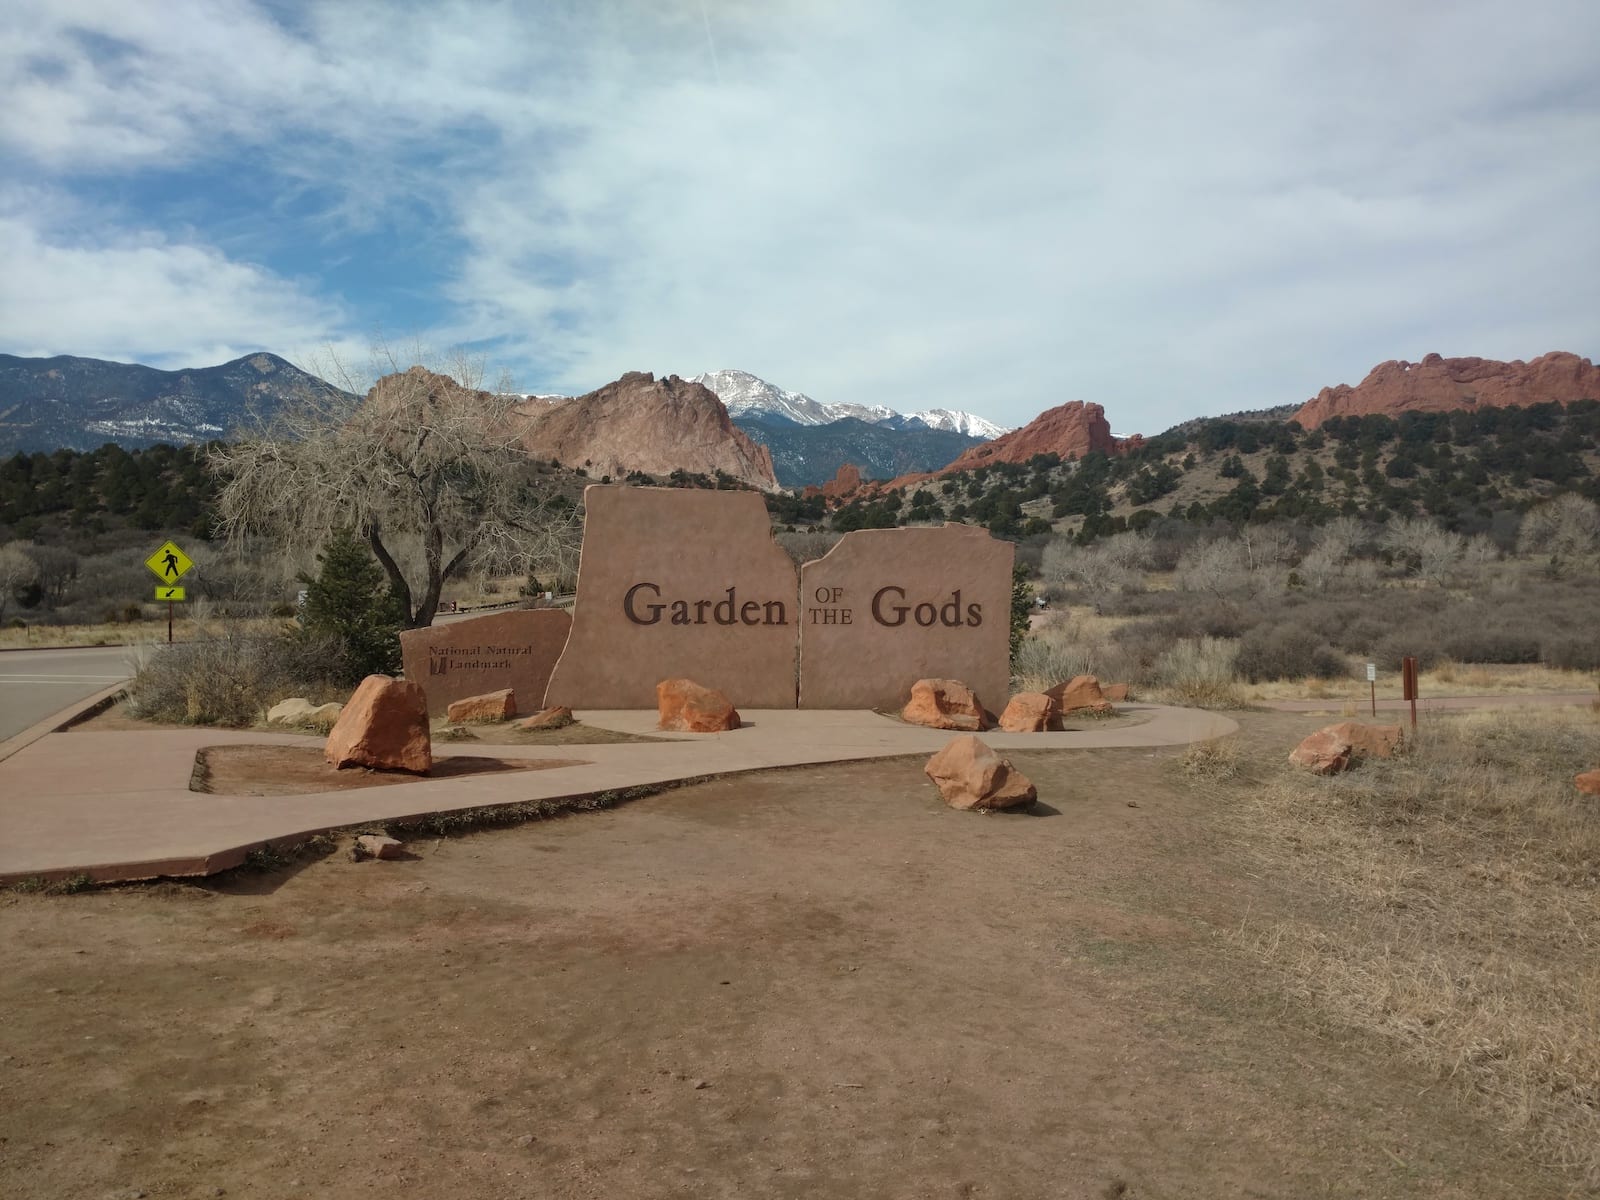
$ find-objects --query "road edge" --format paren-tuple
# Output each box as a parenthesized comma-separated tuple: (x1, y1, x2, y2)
(0, 682, 129, 766)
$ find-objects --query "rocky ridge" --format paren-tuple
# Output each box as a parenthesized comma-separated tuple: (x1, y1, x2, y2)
(1293, 352, 1600, 429)
(513, 372, 778, 491)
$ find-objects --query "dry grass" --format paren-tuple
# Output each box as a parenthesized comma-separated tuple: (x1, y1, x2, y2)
(0, 615, 283, 650)
(1222, 708, 1600, 1183)
(1243, 661, 1598, 703)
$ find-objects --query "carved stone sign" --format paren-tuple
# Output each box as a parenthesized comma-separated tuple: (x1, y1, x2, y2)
(797, 525, 1013, 712)
(544, 486, 799, 709)
(399, 608, 573, 717)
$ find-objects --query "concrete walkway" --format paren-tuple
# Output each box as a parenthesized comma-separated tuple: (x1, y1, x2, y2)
(0, 705, 1236, 885)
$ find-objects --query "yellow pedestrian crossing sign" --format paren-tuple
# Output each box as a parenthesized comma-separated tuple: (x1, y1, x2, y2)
(155, 586, 187, 602)
(145, 540, 194, 583)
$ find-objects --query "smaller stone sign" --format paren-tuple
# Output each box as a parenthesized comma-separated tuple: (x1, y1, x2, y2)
(399, 608, 573, 717)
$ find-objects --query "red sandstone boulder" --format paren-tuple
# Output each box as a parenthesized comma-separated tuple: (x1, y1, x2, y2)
(657, 679, 740, 732)
(1576, 769, 1600, 797)
(924, 735, 1038, 811)
(325, 676, 432, 774)
(998, 692, 1056, 733)
(902, 679, 988, 731)
(446, 688, 517, 723)
(1325, 721, 1404, 759)
(518, 705, 574, 730)
(1047, 674, 1112, 714)
(1101, 683, 1130, 703)
(1289, 728, 1353, 775)
(356, 835, 405, 861)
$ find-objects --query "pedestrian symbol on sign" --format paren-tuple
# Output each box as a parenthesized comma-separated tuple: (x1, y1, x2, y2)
(143, 541, 194, 583)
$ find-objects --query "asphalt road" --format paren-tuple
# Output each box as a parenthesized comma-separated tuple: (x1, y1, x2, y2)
(0, 646, 135, 743)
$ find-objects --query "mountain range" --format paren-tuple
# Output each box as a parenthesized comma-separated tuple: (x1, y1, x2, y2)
(0, 352, 343, 455)
(691, 369, 1008, 438)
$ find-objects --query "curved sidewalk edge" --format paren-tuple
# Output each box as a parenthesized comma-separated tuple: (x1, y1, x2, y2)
(0, 705, 1238, 887)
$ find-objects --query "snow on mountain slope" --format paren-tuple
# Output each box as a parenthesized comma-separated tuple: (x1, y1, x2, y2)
(692, 369, 1003, 438)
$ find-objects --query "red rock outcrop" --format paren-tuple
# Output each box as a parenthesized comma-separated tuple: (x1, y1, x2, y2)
(998, 692, 1056, 733)
(656, 678, 741, 732)
(445, 689, 517, 723)
(1047, 674, 1112, 714)
(848, 401, 1129, 499)
(325, 676, 432, 774)
(1293, 352, 1600, 430)
(1574, 769, 1600, 797)
(924, 735, 1038, 810)
(902, 679, 989, 731)
(513, 372, 778, 491)
(821, 463, 864, 499)
(940, 401, 1119, 472)
(1289, 721, 1404, 775)
(518, 705, 574, 730)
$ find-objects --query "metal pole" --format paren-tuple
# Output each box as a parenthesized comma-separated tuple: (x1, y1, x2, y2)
(167, 600, 173, 645)
(1370, 680, 1376, 718)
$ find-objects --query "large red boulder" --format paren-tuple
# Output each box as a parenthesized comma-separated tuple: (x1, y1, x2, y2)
(657, 679, 740, 732)
(902, 679, 988, 731)
(1289, 728, 1352, 775)
(446, 688, 517, 723)
(998, 692, 1056, 733)
(1576, 769, 1600, 797)
(325, 676, 432, 774)
(1324, 721, 1404, 759)
(924, 735, 1037, 811)
(1047, 674, 1112, 714)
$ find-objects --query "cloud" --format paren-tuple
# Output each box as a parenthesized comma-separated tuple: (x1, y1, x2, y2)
(1, 0, 1596, 430)
(0, 191, 356, 369)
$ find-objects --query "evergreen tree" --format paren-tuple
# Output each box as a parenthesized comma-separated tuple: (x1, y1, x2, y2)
(299, 528, 405, 681)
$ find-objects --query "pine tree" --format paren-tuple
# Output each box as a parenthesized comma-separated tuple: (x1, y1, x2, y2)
(300, 529, 405, 681)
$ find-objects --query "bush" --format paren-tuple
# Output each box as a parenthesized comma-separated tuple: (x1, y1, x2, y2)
(1234, 624, 1347, 683)
(1542, 634, 1600, 672)
(1440, 628, 1542, 664)
(1151, 636, 1244, 707)
(127, 626, 342, 726)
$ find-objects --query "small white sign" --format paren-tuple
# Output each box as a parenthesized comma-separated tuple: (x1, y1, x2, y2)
(1365, 662, 1377, 682)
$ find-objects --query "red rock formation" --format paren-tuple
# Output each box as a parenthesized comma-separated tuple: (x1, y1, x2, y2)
(1046, 674, 1111, 714)
(820, 463, 864, 499)
(513, 372, 779, 491)
(941, 400, 1119, 473)
(445, 688, 518, 723)
(853, 401, 1127, 499)
(1293, 352, 1600, 429)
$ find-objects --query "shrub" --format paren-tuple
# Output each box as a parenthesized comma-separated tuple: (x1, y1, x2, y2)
(1440, 628, 1542, 664)
(1234, 624, 1347, 682)
(1542, 634, 1600, 672)
(1150, 636, 1244, 708)
(127, 626, 342, 726)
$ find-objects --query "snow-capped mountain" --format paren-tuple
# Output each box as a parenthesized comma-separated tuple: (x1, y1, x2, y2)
(691, 369, 1007, 439)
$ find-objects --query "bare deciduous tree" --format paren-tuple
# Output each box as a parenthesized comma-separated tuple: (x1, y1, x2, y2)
(1381, 517, 1464, 585)
(0, 542, 39, 624)
(1517, 495, 1600, 572)
(1042, 531, 1151, 611)
(211, 352, 581, 628)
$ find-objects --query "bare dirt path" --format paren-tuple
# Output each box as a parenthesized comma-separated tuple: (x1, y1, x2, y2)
(0, 711, 1575, 1200)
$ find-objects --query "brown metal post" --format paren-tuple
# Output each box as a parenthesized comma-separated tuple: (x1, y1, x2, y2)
(1370, 679, 1376, 718)
(168, 599, 173, 645)
(1401, 655, 1418, 731)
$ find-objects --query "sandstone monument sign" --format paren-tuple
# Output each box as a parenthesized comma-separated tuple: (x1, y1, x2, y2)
(544, 487, 800, 709)
(399, 608, 572, 717)
(798, 525, 1012, 711)
(538, 485, 1016, 713)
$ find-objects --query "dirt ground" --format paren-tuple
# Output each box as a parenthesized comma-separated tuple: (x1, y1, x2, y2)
(0, 711, 1581, 1199)
(192, 746, 588, 796)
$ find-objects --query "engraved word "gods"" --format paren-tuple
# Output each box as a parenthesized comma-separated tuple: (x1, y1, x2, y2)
(869, 587, 983, 628)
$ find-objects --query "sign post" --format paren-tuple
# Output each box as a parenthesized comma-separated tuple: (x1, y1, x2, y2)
(1401, 655, 1419, 731)
(144, 541, 195, 644)
(1365, 661, 1376, 717)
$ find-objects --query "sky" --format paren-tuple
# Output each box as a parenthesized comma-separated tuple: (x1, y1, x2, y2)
(2, 0, 1597, 434)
